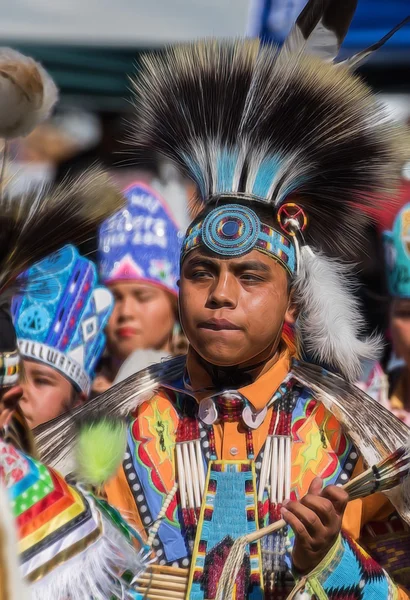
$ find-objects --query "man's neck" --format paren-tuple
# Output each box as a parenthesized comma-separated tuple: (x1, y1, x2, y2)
(188, 341, 284, 392)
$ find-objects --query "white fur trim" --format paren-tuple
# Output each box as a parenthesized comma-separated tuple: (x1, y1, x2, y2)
(294, 246, 382, 381)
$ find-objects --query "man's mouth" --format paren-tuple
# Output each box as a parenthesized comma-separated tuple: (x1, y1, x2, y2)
(198, 318, 242, 331)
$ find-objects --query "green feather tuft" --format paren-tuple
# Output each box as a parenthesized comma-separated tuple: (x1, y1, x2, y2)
(75, 418, 127, 486)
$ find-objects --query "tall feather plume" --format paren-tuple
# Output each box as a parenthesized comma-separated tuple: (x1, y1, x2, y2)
(0, 167, 124, 298)
(294, 247, 382, 380)
(339, 16, 410, 70)
(283, 0, 358, 60)
(34, 355, 187, 475)
(131, 39, 406, 258)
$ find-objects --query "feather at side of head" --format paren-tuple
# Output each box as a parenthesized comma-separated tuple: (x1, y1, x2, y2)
(294, 247, 382, 381)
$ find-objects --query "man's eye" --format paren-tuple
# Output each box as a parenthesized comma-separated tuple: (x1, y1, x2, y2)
(192, 270, 212, 279)
(241, 273, 263, 282)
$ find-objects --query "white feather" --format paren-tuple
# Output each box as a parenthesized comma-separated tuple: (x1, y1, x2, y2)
(294, 246, 382, 381)
(0, 48, 58, 139)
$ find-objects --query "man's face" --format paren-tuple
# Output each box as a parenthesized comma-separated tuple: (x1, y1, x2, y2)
(179, 248, 294, 367)
(19, 360, 82, 429)
(391, 298, 410, 370)
(105, 281, 176, 362)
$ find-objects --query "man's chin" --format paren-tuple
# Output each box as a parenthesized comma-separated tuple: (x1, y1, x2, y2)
(196, 347, 250, 368)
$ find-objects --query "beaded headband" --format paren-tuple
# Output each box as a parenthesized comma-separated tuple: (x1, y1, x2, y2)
(181, 204, 297, 275)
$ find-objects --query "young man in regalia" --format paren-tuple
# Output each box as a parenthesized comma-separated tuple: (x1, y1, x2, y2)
(5, 3, 410, 599)
(88, 3, 410, 597)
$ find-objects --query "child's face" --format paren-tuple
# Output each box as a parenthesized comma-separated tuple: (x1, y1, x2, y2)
(106, 281, 176, 361)
(19, 360, 80, 429)
(391, 298, 410, 370)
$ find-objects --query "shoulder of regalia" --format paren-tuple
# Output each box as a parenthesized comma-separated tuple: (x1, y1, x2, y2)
(292, 360, 408, 470)
(292, 361, 410, 526)
(0, 437, 149, 600)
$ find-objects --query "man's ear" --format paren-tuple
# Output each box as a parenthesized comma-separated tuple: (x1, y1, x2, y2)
(284, 291, 298, 325)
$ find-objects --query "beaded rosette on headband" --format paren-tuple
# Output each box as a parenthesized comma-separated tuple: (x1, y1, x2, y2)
(131, 4, 408, 381)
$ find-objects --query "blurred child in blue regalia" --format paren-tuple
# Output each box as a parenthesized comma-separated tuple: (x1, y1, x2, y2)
(12, 244, 113, 428)
(95, 181, 184, 391)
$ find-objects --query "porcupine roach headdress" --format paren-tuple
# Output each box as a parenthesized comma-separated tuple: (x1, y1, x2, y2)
(130, 0, 409, 382)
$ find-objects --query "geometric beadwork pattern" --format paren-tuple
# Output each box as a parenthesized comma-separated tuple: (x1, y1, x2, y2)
(188, 460, 263, 600)
(321, 535, 390, 600)
(0, 438, 100, 581)
(361, 517, 410, 590)
(0, 438, 150, 599)
(12, 244, 113, 393)
(98, 181, 181, 294)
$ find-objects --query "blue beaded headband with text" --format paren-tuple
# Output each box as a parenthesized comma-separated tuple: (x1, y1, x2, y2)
(181, 204, 297, 275)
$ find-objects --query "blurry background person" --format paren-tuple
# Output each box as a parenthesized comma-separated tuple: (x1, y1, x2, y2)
(95, 181, 184, 392)
(382, 202, 410, 425)
(12, 245, 113, 428)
